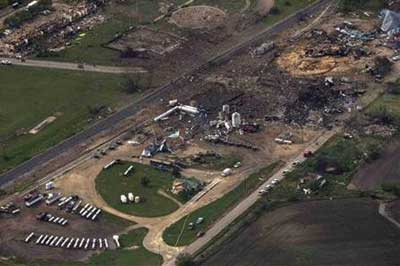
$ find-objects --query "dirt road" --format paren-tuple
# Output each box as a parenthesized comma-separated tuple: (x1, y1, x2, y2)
(0, 57, 147, 74)
(165, 129, 337, 265)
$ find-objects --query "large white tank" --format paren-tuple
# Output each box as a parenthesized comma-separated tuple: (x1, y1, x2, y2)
(128, 193, 134, 202)
(134, 196, 141, 203)
(120, 194, 127, 204)
(232, 112, 241, 128)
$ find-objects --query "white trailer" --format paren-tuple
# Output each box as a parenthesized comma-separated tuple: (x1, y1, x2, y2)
(45, 235, 54, 246)
(99, 238, 103, 249)
(84, 238, 90, 249)
(40, 235, 49, 245)
(73, 238, 80, 248)
(104, 238, 109, 249)
(61, 237, 69, 248)
(79, 203, 90, 214)
(113, 235, 120, 248)
(25, 232, 35, 243)
(92, 238, 96, 249)
(36, 234, 43, 244)
(104, 160, 117, 170)
(50, 236, 58, 247)
(124, 165, 134, 176)
(72, 200, 82, 212)
(67, 238, 74, 249)
(92, 209, 102, 220)
(79, 238, 85, 249)
(56, 236, 64, 247)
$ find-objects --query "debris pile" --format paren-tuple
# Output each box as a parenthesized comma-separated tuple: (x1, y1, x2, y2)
(0, 0, 106, 56)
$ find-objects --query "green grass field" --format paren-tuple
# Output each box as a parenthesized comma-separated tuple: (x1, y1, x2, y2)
(0, 228, 162, 266)
(95, 161, 180, 217)
(0, 66, 136, 175)
(162, 161, 283, 246)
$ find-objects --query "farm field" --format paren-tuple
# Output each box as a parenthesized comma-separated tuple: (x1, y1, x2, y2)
(0, 66, 133, 175)
(203, 199, 400, 266)
(95, 161, 180, 217)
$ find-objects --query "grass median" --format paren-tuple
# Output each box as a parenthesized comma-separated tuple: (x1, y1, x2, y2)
(162, 161, 283, 247)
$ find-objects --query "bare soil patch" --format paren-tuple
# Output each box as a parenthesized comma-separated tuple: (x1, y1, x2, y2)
(204, 199, 400, 266)
(107, 26, 185, 56)
(169, 6, 226, 30)
(256, 0, 275, 16)
(352, 139, 400, 191)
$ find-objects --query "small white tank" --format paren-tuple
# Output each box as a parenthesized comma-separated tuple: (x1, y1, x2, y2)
(232, 112, 241, 128)
(120, 194, 127, 204)
(222, 104, 230, 114)
(128, 192, 134, 202)
(134, 196, 141, 203)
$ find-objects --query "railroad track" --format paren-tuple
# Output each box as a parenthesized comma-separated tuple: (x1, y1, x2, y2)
(0, 0, 333, 187)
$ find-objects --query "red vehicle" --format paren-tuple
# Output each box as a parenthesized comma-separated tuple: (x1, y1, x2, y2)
(303, 151, 314, 158)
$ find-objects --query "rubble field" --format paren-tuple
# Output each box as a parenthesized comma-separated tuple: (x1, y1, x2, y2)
(107, 26, 185, 56)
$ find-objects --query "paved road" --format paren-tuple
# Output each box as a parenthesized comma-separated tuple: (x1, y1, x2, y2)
(0, 57, 147, 74)
(0, 0, 332, 187)
(162, 131, 336, 266)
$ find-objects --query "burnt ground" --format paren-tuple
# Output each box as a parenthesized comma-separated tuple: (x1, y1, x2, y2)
(204, 199, 400, 266)
(0, 195, 132, 262)
(352, 139, 400, 191)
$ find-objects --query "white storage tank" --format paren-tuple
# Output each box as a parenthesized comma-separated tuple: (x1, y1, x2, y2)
(232, 112, 241, 128)
(222, 104, 230, 114)
(134, 196, 141, 203)
(128, 193, 134, 202)
(120, 194, 127, 204)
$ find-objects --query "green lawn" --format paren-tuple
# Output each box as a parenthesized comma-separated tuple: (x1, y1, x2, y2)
(0, 228, 162, 266)
(367, 93, 400, 121)
(187, 154, 241, 171)
(0, 66, 134, 175)
(95, 161, 180, 217)
(162, 161, 283, 246)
